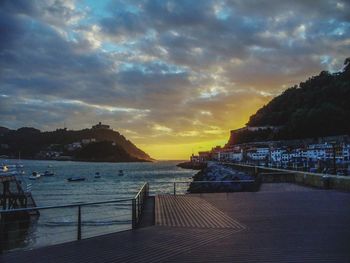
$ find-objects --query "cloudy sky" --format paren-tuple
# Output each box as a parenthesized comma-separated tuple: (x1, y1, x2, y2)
(1, 0, 349, 159)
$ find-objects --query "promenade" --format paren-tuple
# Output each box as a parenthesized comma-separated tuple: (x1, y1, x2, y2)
(2, 183, 350, 262)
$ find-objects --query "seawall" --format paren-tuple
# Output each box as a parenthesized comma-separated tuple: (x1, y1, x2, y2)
(226, 163, 350, 191)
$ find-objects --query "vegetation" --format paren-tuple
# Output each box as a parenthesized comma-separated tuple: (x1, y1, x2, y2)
(0, 126, 152, 162)
(75, 141, 141, 162)
(232, 58, 350, 144)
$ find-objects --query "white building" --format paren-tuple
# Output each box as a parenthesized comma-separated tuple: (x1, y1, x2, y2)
(229, 149, 243, 162)
(343, 144, 350, 161)
(66, 142, 82, 151)
(82, 138, 96, 145)
(247, 147, 269, 161)
(271, 148, 286, 162)
(306, 144, 329, 161)
(92, 122, 110, 130)
(190, 154, 200, 163)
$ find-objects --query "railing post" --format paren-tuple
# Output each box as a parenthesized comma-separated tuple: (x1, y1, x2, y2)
(138, 195, 141, 216)
(173, 182, 176, 196)
(0, 216, 4, 254)
(132, 199, 136, 229)
(77, 205, 81, 241)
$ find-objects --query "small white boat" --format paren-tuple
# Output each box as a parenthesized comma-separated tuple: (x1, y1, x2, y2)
(0, 165, 16, 176)
(29, 172, 41, 180)
(67, 177, 85, 182)
(2, 165, 9, 172)
(1, 164, 25, 177)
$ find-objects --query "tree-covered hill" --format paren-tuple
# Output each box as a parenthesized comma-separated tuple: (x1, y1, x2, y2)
(231, 58, 350, 144)
(0, 126, 152, 162)
(75, 141, 141, 162)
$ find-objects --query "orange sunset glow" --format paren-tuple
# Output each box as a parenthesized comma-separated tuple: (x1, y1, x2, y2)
(1, 1, 349, 159)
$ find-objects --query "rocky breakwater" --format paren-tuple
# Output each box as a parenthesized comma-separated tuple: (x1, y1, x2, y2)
(177, 161, 207, 170)
(188, 162, 259, 193)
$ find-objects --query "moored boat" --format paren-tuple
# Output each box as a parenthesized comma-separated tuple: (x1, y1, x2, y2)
(0, 165, 18, 176)
(29, 172, 41, 180)
(67, 177, 85, 182)
(43, 170, 55, 176)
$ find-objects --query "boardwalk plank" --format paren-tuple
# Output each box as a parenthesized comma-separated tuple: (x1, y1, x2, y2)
(1, 184, 350, 263)
(155, 195, 246, 230)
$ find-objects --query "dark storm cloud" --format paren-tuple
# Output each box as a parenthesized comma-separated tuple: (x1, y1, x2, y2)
(0, 0, 349, 146)
(97, 0, 349, 87)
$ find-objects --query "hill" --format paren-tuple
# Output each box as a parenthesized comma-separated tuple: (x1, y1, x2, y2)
(228, 58, 350, 145)
(75, 141, 142, 162)
(0, 124, 152, 162)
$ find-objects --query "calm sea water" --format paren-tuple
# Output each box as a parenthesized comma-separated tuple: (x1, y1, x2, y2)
(2, 159, 196, 251)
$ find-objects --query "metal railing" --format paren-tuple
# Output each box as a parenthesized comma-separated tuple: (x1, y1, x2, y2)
(146, 180, 256, 196)
(1, 179, 255, 252)
(222, 161, 350, 176)
(25, 183, 32, 193)
(0, 183, 150, 253)
(132, 182, 149, 228)
(0, 198, 133, 253)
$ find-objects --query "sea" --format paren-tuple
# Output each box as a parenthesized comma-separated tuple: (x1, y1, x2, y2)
(1, 159, 196, 251)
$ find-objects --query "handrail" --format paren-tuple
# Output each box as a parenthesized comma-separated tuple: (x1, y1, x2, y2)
(0, 178, 260, 252)
(0, 198, 134, 214)
(1, 183, 150, 253)
(132, 182, 149, 229)
(174, 180, 255, 183)
(134, 182, 149, 199)
(0, 180, 254, 214)
(224, 162, 345, 177)
(143, 180, 255, 185)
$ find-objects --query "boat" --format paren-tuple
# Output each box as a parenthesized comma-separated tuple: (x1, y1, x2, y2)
(29, 172, 41, 180)
(118, 170, 124, 176)
(2, 165, 9, 173)
(43, 170, 55, 176)
(67, 177, 86, 182)
(0, 165, 17, 176)
(94, 172, 101, 178)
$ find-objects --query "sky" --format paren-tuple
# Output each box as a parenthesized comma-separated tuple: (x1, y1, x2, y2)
(1, 0, 350, 160)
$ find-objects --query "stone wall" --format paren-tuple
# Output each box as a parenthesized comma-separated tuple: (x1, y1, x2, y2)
(227, 163, 350, 192)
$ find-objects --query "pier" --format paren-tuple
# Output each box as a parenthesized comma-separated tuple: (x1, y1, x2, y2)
(0, 175, 37, 211)
(1, 180, 350, 262)
(0, 174, 39, 253)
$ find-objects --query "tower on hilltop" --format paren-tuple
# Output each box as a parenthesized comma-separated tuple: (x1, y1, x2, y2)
(92, 122, 110, 130)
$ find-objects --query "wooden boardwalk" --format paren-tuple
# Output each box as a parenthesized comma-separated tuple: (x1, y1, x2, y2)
(1, 183, 350, 262)
(155, 195, 245, 229)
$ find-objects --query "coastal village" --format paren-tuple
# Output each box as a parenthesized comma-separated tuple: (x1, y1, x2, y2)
(1, 1, 350, 262)
(190, 126, 350, 176)
(0, 122, 121, 161)
(36, 122, 111, 160)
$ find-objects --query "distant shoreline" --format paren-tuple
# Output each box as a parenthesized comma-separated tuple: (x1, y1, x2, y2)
(0, 156, 152, 164)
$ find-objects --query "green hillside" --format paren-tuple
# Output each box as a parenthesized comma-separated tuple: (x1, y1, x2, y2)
(231, 58, 350, 144)
(0, 126, 152, 162)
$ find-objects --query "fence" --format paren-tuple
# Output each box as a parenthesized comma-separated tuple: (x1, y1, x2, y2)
(169, 180, 255, 195)
(0, 179, 257, 253)
(132, 182, 149, 228)
(0, 183, 149, 253)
